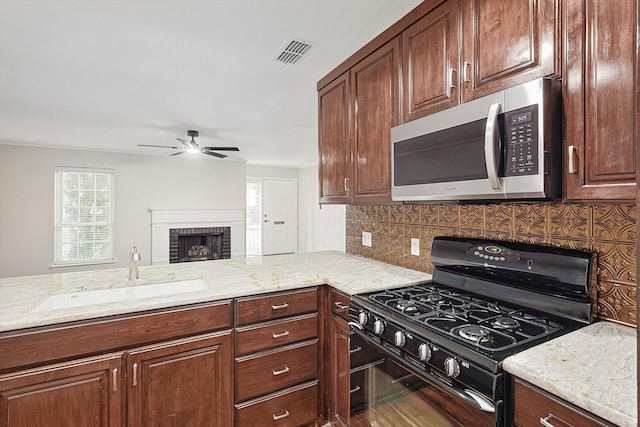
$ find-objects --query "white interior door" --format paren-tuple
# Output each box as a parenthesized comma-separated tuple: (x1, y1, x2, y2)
(262, 179, 296, 255)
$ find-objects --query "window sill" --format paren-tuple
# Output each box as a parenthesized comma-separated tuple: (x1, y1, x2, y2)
(50, 259, 116, 269)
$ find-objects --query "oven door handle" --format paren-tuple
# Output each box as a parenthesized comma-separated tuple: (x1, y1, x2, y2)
(445, 384, 496, 413)
(428, 373, 497, 413)
(348, 324, 496, 413)
(347, 321, 364, 331)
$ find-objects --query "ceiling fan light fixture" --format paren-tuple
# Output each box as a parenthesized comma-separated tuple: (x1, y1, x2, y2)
(186, 147, 199, 154)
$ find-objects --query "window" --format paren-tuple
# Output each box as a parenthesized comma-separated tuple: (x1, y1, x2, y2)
(245, 180, 262, 255)
(54, 167, 114, 266)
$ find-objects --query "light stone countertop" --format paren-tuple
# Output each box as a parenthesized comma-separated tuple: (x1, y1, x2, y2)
(0, 250, 431, 333)
(503, 321, 637, 427)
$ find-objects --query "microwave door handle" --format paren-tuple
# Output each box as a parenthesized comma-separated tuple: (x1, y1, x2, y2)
(484, 102, 502, 190)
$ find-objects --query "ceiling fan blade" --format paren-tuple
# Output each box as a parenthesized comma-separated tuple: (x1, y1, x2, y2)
(203, 150, 227, 158)
(203, 146, 239, 151)
(138, 144, 180, 149)
(170, 151, 185, 156)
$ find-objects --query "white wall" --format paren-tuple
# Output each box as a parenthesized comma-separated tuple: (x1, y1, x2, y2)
(247, 164, 298, 179)
(297, 165, 345, 253)
(0, 145, 246, 278)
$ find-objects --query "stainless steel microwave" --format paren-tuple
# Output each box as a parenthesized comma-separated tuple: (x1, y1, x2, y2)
(391, 78, 562, 202)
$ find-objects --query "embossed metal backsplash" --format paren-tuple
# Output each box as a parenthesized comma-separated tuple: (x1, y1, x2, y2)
(346, 203, 637, 326)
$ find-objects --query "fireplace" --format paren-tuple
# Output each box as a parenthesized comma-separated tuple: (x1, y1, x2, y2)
(169, 227, 231, 263)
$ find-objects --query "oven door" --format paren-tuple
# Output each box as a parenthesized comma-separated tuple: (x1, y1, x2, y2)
(349, 327, 502, 427)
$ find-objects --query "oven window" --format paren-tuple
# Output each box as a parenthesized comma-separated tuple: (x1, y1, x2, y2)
(350, 358, 498, 427)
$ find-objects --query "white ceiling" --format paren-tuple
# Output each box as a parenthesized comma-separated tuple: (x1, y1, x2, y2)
(0, 0, 422, 167)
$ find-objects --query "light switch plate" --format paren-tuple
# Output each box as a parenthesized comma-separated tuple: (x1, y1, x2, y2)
(411, 238, 420, 256)
(362, 231, 372, 247)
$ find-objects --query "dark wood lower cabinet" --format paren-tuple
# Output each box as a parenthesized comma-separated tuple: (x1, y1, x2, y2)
(0, 353, 123, 427)
(127, 332, 233, 427)
(512, 377, 615, 427)
(329, 312, 351, 426)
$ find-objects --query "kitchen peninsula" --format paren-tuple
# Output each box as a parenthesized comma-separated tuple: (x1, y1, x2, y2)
(0, 251, 635, 426)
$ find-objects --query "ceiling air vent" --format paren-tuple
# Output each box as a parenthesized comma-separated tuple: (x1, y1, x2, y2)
(275, 38, 315, 65)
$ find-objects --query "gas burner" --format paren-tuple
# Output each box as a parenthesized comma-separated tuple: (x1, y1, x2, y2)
(492, 316, 520, 330)
(396, 299, 418, 313)
(456, 325, 492, 343)
(419, 292, 443, 303)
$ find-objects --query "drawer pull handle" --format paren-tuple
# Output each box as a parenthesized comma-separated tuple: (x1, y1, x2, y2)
(272, 330, 290, 339)
(334, 302, 349, 311)
(112, 368, 118, 392)
(272, 366, 290, 376)
(350, 386, 361, 394)
(349, 346, 362, 354)
(539, 415, 556, 427)
(272, 410, 290, 421)
(568, 145, 577, 174)
(132, 363, 138, 387)
(271, 303, 289, 310)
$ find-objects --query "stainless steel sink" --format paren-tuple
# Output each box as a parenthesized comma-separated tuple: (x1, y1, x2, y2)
(33, 278, 209, 312)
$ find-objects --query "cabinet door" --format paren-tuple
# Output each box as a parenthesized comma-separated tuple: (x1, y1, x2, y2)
(350, 36, 401, 204)
(563, 0, 637, 201)
(403, 0, 461, 121)
(329, 314, 350, 426)
(0, 353, 123, 427)
(127, 332, 232, 427)
(460, 0, 559, 101)
(318, 72, 351, 204)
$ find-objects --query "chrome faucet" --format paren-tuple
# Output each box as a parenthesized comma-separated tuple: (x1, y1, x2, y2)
(129, 246, 141, 280)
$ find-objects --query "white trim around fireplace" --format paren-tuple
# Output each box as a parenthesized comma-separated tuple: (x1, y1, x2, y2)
(149, 208, 245, 265)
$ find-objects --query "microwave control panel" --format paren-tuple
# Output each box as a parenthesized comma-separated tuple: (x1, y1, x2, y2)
(504, 105, 539, 176)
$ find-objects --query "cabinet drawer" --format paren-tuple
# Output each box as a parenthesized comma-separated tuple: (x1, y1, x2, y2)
(513, 378, 613, 427)
(235, 381, 318, 427)
(235, 340, 318, 402)
(329, 288, 350, 321)
(235, 313, 318, 356)
(236, 288, 318, 326)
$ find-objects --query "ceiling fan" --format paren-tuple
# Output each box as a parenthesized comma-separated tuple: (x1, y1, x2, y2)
(138, 130, 239, 158)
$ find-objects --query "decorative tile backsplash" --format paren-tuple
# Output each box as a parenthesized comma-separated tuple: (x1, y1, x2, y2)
(346, 203, 637, 326)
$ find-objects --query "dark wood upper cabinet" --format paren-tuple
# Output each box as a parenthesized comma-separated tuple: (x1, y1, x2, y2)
(318, 37, 400, 205)
(563, 0, 638, 201)
(403, 0, 559, 121)
(318, 72, 351, 204)
(403, 0, 461, 121)
(460, 0, 560, 102)
(350, 36, 401, 204)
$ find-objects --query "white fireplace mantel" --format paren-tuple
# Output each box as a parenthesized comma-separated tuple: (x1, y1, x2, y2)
(150, 208, 245, 265)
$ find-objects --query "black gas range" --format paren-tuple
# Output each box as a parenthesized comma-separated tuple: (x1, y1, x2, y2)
(349, 236, 595, 426)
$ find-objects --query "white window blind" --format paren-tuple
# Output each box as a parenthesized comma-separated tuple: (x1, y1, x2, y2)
(54, 167, 114, 266)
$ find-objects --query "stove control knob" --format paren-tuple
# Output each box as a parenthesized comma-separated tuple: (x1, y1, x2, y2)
(358, 311, 369, 325)
(394, 330, 406, 347)
(373, 319, 385, 335)
(444, 357, 460, 378)
(417, 343, 432, 362)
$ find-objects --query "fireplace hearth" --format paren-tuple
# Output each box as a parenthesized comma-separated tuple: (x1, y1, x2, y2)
(169, 227, 231, 263)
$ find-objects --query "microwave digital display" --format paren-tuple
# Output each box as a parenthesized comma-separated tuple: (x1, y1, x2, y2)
(511, 111, 532, 124)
